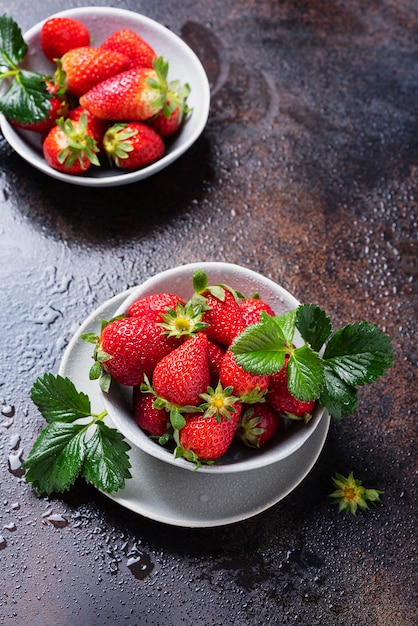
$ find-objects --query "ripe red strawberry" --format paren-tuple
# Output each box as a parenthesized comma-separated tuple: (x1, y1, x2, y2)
(68, 106, 109, 150)
(90, 315, 182, 387)
(42, 113, 100, 174)
(79, 57, 168, 121)
(58, 46, 131, 97)
(207, 341, 225, 386)
(100, 28, 156, 69)
(127, 293, 185, 320)
(10, 81, 68, 134)
(40, 17, 90, 62)
(237, 403, 280, 448)
(201, 289, 246, 347)
(149, 81, 191, 137)
(178, 400, 241, 462)
(240, 297, 275, 326)
(103, 122, 165, 170)
(133, 386, 170, 437)
(152, 332, 210, 407)
(268, 357, 315, 420)
(219, 348, 270, 402)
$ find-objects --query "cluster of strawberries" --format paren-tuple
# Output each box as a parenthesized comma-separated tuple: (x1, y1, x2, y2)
(13, 17, 191, 175)
(84, 272, 314, 466)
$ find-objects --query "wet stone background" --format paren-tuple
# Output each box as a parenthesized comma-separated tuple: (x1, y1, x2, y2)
(0, 0, 417, 624)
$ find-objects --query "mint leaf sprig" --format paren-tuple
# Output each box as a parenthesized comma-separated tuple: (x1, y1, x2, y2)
(231, 304, 394, 419)
(23, 373, 132, 495)
(0, 14, 52, 124)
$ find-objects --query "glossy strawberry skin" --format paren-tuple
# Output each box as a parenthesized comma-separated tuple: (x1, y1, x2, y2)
(179, 403, 241, 461)
(99, 316, 182, 386)
(240, 298, 275, 326)
(152, 332, 210, 407)
(127, 293, 186, 321)
(133, 387, 170, 437)
(100, 28, 156, 69)
(103, 122, 165, 170)
(79, 67, 165, 121)
(202, 291, 246, 347)
(11, 81, 68, 133)
(40, 17, 90, 62)
(61, 47, 131, 97)
(219, 348, 270, 399)
(42, 119, 95, 174)
(268, 358, 315, 418)
(149, 104, 182, 137)
(237, 403, 280, 448)
(207, 341, 225, 387)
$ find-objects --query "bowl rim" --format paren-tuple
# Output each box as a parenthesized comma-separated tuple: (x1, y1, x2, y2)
(0, 6, 211, 187)
(101, 262, 328, 474)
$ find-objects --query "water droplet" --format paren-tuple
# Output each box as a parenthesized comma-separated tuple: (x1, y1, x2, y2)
(8, 449, 24, 477)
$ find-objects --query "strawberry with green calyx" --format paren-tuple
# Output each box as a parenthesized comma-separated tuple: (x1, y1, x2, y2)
(0, 14, 55, 127)
(152, 332, 211, 407)
(149, 80, 191, 137)
(127, 292, 185, 320)
(237, 403, 280, 448)
(133, 385, 171, 439)
(240, 296, 276, 327)
(42, 112, 100, 174)
(103, 121, 165, 170)
(100, 28, 156, 69)
(189, 269, 246, 347)
(176, 396, 242, 463)
(57, 46, 131, 98)
(79, 56, 169, 121)
(220, 348, 270, 403)
(68, 106, 109, 152)
(82, 315, 182, 391)
(330, 472, 383, 515)
(157, 301, 209, 339)
(199, 381, 241, 421)
(40, 17, 90, 63)
(231, 304, 394, 419)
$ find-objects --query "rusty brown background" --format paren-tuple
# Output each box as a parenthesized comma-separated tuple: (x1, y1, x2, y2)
(0, 1, 417, 624)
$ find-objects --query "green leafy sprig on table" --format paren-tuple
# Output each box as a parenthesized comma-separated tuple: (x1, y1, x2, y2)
(231, 304, 394, 418)
(22, 373, 132, 495)
(0, 14, 52, 124)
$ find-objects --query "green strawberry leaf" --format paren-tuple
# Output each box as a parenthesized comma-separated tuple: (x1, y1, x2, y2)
(231, 314, 288, 375)
(25, 374, 131, 494)
(0, 15, 52, 124)
(0, 13, 27, 67)
(287, 344, 324, 402)
(30, 373, 91, 423)
(296, 304, 332, 352)
(22, 421, 86, 494)
(320, 367, 358, 419)
(192, 269, 208, 293)
(82, 422, 132, 493)
(323, 321, 395, 386)
(272, 309, 296, 345)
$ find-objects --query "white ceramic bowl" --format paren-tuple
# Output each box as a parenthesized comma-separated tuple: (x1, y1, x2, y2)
(102, 262, 328, 473)
(0, 7, 210, 187)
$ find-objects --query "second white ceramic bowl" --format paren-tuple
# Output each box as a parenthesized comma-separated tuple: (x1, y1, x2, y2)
(0, 7, 210, 186)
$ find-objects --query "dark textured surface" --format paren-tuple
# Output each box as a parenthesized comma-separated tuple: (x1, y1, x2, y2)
(0, 1, 417, 624)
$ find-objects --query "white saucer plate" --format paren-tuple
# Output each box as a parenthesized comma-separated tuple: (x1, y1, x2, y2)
(59, 288, 330, 527)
